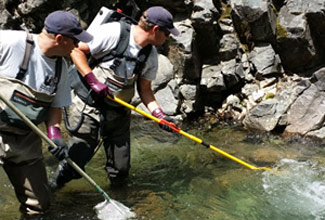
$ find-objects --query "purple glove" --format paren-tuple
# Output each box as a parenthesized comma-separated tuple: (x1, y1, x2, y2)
(152, 108, 177, 133)
(47, 126, 68, 161)
(84, 72, 112, 97)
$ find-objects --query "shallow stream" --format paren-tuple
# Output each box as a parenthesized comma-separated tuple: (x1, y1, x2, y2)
(1, 117, 325, 220)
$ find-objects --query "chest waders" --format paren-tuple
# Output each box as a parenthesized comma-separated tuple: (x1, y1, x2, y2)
(0, 33, 62, 134)
(60, 7, 152, 189)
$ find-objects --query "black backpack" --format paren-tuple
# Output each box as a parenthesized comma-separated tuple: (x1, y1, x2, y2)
(69, 8, 152, 107)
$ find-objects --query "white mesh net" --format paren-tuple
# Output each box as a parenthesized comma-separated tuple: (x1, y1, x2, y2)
(94, 199, 136, 220)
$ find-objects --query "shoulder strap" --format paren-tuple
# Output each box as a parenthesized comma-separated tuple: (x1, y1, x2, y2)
(134, 44, 152, 75)
(16, 33, 34, 80)
(53, 57, 62, 93)
(88, 19, 151, 77)
(16, 32, 63, 93)
(89, 20, 131, 68)
(108, 20, 131, 59)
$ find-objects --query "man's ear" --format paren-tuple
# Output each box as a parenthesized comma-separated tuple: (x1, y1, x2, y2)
(152, 25, 160, 33)
(54, 34, 63, 43)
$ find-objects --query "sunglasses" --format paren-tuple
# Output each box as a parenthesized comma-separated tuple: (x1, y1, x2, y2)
(49, 31, 80, 46)
(63, 35, 80, 46)
(159, 27, 170, 37)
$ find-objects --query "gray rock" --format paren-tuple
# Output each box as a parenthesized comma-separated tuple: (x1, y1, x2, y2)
(168, 19, 201, 81)
(276, 4, 317, 73)
(230, 0, 276, 43)
(221, 59, 244, 89)
(151, 54, 174, 92)
(136, 85, 179, 116)
(243, 79, 310, 131)
(219, 33, 239, 61)
(200, 64, 225, 92)
(285, 84, 325, 135)
(179, 84, 197, 100)
(248, 44, 283, 79)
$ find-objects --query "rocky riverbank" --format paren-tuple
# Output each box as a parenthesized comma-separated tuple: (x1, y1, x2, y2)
(2, 0, 325, 139)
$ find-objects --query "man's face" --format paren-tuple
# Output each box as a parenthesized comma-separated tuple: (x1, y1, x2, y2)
(58, 35, 79, 56)
(151, 26, 169, 47)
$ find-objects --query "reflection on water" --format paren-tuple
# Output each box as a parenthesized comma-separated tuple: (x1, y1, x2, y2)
(1, 117, 325, 220)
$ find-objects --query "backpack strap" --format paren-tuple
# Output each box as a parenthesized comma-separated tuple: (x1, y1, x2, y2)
(107, 20, 131, 59)
(53, 57, 62, 93)
(89, 20, 131, 68)
(16, 33, 34, 80)
(134, 44, 152, 75)
(16, 32, 63, 93)
(90, 20, 152, 76)
(88, 18, 152, 85)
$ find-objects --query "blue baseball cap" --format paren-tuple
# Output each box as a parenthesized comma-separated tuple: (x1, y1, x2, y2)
(146, 6, 180, 36)
(45, 10, 93, 42)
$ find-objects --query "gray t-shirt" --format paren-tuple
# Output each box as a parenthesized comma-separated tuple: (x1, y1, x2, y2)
(87, 22, 158, 81)
(0, 30, 71, 107)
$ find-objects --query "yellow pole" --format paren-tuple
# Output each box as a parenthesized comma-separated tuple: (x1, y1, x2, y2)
(108, 95, 272, 172)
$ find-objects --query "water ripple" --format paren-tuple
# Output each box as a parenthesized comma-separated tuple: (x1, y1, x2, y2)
(262, 159, 325, 220)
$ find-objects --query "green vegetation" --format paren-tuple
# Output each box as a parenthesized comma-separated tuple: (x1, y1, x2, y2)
(276, 18, 288, 40)
(219, 2, 232, 21)
(265, 93, 275, 99)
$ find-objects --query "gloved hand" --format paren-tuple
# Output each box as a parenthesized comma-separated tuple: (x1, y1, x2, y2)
(152, 107, 177, 133)
(84, 72, 113, 97)
(47, 126, 68, 161)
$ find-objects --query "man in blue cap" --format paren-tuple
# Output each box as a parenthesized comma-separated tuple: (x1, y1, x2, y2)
(51, 6, 179, 188)
(0, 10, 92, 215)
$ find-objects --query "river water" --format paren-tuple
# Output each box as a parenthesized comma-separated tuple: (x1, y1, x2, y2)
(1, 117, 325, 220)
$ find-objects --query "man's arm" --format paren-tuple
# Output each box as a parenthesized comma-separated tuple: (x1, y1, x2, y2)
(70, 42, 110, 96)
(137, 78, 159, 111)
(45, 107, 62, 128)
(70, 42, 92, 76)
(45, 107, 68, 161)
(138, 77, 177, 132)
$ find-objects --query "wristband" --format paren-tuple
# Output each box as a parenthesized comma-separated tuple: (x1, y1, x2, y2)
(84, 72, 97, 84)
(47, 126, 62, 139)
(151, 108, 167, 119)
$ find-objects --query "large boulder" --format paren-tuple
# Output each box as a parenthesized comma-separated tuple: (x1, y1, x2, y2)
(243, 79, 310, 131)
(191, 0, 221, 63)
(285, 84, 325, 135)
(275, 4, 317, 74)
(285, 67, 325, 135)
(230, 0, 276, 44)
(248, 43, 283, 80)
(168, 19, 201, 81)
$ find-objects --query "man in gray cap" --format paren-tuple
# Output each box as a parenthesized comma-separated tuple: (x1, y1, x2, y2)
(51, 6, 179, 189)
(0, 10, 92, 215)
